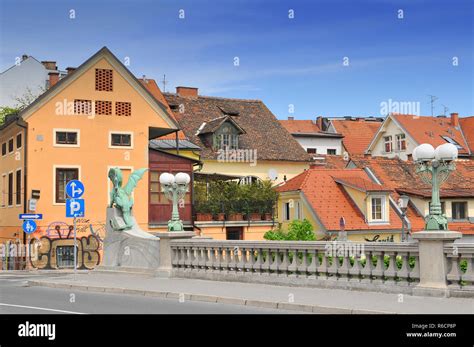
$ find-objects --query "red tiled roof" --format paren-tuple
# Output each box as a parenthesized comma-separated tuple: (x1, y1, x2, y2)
(279, 119, 321, 133)
(163, 93, 311, 162)
(277, 169, 403, 231)
(310, 154, 349, 169)
(391, 114, 471, 156)
(334, 177, 392, 192)
(350, 156, 474, 233)
(460, 116, 474, 154)
(331, 119, 381, 155)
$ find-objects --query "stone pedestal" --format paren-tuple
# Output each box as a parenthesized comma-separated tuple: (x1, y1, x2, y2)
(412, 230, 462, 297)
(152, 231, 196, 277)
(101, 208, 160, 270)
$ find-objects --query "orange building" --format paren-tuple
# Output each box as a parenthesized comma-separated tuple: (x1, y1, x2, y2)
(0, 47, 179, 268)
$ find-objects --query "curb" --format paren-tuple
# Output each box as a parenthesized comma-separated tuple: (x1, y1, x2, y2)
(26, 280, 395, 314)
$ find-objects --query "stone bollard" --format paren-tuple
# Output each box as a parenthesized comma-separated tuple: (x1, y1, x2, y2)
(153, 231, 195, 277)
(412, 230, 462, 297)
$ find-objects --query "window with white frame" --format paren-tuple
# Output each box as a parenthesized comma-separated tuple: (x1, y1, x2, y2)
(371, 196, 386, 222)
(109, 132, 133, 148)
(384, 136, 393, 153)
(54, 129, 79, 147)
(295, 201, 303, 220)
(396, 134, 406, 151)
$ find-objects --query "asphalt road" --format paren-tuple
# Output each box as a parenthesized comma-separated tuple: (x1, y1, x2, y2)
(0, 275, 292, 314)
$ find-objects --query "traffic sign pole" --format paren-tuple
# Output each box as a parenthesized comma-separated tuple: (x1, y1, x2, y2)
(74, 216, 77, 278)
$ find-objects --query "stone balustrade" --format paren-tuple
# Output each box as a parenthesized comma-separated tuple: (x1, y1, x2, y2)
(445, 243, 474, 290)
(170, 240, 428, 294)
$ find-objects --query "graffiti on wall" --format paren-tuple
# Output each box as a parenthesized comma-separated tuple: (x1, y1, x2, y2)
(29, 220, 105, 269)
(29, 234, 101, 270)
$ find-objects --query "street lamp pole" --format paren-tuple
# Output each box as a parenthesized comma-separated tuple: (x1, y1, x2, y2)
(398, 195, 409, 242)
(159, 172, 191, 232)
(412, 143, 458, 230)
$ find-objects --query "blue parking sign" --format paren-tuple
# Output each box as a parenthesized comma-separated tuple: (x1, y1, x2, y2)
(22, 220, 37, 234)
(66, 199, 85, 218)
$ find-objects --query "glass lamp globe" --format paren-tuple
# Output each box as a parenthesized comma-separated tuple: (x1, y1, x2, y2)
(159, 172, 175, 185)
(398, 195, 410, 209)
(434, 143, 458, 161)
(413, 144, 435, 162)
(175, 172, 191, 185)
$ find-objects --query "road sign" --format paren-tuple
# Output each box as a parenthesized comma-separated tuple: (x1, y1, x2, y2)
(19, 213, 43, 220)
(66, 199, 85, 218)
(29, 199, 37, 211)
(66, 180, 84, 199)
(22, 220, 37, 234)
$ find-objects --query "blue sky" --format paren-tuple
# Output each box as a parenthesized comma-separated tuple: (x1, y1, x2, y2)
(0, 0, 472, 119)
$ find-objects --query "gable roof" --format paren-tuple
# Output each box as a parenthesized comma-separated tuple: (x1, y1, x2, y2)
(16, 47, 179, 133)
(330, 118, 382, 155)
(367, 114, 471, 156)
(277, 168, 402, 231)
(163, 93, 311, 162)
(349, 155, 474, 232)
(460, 116, 474, 154)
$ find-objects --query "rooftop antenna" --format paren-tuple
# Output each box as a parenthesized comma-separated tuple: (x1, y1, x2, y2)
(428, 95, 438, 116)
(442, 104, 449, 116)
(161, 74, 168, 93)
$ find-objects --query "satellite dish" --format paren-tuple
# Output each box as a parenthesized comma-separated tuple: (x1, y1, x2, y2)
(268, 169, 278, 181)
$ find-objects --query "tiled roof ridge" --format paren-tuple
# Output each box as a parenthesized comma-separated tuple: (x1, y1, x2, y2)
(163, 92, 262, 103)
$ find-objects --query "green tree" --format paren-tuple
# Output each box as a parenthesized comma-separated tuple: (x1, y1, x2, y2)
(0, 106, 19, 125)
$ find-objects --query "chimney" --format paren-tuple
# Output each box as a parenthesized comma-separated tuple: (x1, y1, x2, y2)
(316, 116, 323, 130)
(42, 61, 57, 71)
(450, 112, 459, 127)
(66, 67, 76, 75)
(176, 86, 198, 98)
(48, 71, 59, 88)
(22, 54, 28, 61)
(288, 116, 294, 121)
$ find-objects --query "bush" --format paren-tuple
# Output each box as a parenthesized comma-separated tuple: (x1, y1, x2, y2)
(264, 219, 315, 241)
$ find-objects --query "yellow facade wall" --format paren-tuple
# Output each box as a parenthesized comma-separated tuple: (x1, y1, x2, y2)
(18, 56, 175, 238)
(410, 196, 474, 220)
(0, 124, 26, 241)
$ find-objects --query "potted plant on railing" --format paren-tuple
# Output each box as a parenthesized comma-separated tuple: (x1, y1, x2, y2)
(195, 200, 213, 221)
(227, 200, 244, 221)
(211, 201, 225, 221)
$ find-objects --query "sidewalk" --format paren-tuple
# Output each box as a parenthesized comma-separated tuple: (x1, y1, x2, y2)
(27, 271, 474, 314)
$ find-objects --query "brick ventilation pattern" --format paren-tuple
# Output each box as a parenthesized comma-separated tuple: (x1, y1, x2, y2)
(95, 100, 112, 115)
(95, 68, 113, 91)
(116, 102, 131, 116)
(74, 99, 92, 115)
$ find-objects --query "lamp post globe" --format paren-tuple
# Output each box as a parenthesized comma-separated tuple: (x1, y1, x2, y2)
(434, 143, 458, 162)
(413, 143, 435, 162)
(159, 172, 175, 185)
(175, 172, 191, 185)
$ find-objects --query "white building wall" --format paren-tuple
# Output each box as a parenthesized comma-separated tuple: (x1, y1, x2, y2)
(370, 117, 417, 160)
(0, 58, 49, 108)
(293, 136, 342, 155)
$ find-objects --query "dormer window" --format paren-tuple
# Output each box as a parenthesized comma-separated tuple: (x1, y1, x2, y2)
(370, 195, 388, 223)
(384, 136, 393, 153)
(217, 133, 238, 150)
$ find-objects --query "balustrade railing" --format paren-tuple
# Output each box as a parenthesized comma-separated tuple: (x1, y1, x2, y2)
(445, 243, 474, 289)
(170, 240, 421, 287)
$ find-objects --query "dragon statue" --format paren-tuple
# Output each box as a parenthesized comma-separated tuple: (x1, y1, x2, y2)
(108, 167, 148, 230)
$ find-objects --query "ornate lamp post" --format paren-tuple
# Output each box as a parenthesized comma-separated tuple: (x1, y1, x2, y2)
(412, 143, 458, 230)
(159, 172, 191, 232)
(398, 195, 410, 241)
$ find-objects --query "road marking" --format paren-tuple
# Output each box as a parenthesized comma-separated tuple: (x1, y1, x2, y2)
(0, 303, 85, 314)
